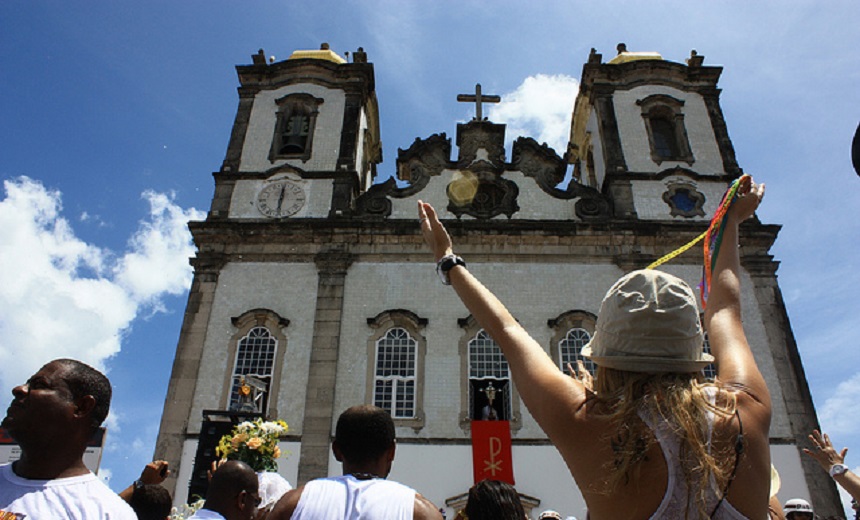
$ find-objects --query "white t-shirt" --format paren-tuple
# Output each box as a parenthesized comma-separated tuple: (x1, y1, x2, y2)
(291, 474, 415, 520)
(187, 509, 227, 519)
(0, 463, 136, 520)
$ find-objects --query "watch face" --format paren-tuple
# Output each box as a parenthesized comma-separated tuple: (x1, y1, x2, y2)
(257, 180, 306, 218)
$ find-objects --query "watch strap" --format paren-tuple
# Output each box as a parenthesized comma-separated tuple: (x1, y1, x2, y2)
(830, 463, 848, 478)
(436, 255, 466, 285)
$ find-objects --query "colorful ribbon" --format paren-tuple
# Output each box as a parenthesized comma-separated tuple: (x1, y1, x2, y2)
(647, 174, 750, 308)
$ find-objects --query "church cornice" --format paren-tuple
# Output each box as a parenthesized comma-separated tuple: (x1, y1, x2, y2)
(185, 218, 780, 272)
(580, 59, 723, 97)
(235, 60, 375, 99)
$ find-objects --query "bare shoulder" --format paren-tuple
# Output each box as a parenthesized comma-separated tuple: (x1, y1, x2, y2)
(268, 485, 305, 520)
(413, 493, 444, 520)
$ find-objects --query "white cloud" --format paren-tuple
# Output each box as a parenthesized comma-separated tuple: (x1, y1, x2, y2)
(818, 372, 860, 437)
(0, 176, 204, 392)
(489, 74, 580, 155)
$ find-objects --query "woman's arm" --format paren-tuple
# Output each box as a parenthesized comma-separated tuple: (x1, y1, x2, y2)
(703, 177, 771, 410)
(418, 201, 588, 433)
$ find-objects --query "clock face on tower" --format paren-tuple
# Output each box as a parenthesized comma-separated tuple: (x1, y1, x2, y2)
(256, 180, 306, 218)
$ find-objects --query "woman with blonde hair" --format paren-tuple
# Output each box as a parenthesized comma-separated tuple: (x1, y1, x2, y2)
(418, 176, 770, 519)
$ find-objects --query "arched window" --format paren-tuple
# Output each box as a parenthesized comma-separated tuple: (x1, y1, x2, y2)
(468, 330, 511, 421)
(637, 94, 694, 165)
(269, 93, 324, 162)
(559, 327, 595, 376)
(366, 310, 428, 429)
(549, 310, 598, 378)
(222, 309, 289, 418)
(373, 328, 417, 418)
(457, 316, 522, 430)
(229, 326, 277, 413)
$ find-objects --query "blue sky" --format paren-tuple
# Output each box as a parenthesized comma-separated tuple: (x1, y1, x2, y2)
(2, 0, 859, 513)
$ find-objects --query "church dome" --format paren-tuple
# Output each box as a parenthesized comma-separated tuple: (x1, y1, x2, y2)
(607, 43, 662, 65)
(287, 43, 347, 64)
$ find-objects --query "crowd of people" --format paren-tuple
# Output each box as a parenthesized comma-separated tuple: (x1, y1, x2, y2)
(1, 176, 858, 519)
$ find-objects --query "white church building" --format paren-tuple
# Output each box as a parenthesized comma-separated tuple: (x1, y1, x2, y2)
(154, 43, 842, 517)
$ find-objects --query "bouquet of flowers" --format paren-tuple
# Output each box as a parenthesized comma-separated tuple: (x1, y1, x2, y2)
(168, 498, 204, 520)
(216, 418, 288, 472)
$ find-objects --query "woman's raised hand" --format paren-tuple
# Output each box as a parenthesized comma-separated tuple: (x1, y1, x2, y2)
(418, 200, 454, 261)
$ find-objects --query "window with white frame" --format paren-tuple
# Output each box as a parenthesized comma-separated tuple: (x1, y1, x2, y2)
(559, 327, 595, 376)
(469, 329, 511, 421)
(702, 331, 716, 381)
(548, 310, 597, 379)
(366, 310, 427, 429)
(373, 327, 417, 418)
(229, 326, 277, 413)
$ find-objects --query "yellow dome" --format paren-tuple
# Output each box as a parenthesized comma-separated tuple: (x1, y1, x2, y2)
(287, 44, 346, 64)
(608, 51, 663, 65)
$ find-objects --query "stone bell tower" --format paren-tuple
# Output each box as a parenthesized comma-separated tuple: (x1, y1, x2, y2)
(154, 43, 382, 502)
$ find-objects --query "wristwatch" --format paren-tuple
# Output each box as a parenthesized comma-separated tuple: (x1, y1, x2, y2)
(436, 255, 466, 285)
(830, 463, 848, 478)
(134, 479, 145, 490)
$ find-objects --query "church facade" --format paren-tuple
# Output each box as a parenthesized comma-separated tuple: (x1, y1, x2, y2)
(154, 43, 841, 517)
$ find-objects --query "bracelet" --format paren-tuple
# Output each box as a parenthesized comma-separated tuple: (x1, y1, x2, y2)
(436, 254, 466, 285)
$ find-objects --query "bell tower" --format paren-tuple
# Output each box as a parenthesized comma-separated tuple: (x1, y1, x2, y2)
(211, 43, 381, 221)
(569, 44, 741, 222)
(154, 44, 381, 503)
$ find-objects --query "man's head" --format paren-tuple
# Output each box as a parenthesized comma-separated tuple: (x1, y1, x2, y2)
(204, 460, 260, 520)
(130, 484, 172, 520)
(333, 405, 396, 472)
(784, 498, 814, 520)
(2, 359, 111, 445)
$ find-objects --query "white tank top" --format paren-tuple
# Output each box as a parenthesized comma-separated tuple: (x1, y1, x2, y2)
(639, 388, 750, 520)
(291, 474, 416, 520)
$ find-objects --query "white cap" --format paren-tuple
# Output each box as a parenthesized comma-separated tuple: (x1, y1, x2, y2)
(784, 498, 813, 514)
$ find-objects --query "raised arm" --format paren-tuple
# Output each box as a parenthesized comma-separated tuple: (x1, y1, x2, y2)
(418, 201, 588, 434)
(702, 177, 770, 410)
(804, 430, 860, 502)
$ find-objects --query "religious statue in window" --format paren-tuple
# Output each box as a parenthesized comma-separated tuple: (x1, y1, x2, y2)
(230, 375, 268, 414)
(228, 326, 276, 414)
(469, 330, 511, 421)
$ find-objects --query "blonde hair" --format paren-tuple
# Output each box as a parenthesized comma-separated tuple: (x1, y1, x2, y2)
(593, 367, 738, 518)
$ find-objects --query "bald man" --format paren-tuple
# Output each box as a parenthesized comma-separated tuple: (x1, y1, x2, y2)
(189, 460, 260, 520)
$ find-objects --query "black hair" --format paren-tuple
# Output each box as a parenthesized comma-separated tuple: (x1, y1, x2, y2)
(130, 484, 173, 520)
(334, 405, 395, 466)
(54, 359, 112, 430)
(464, 480, 526, 520)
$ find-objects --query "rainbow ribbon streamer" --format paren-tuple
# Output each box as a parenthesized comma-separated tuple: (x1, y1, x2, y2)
(646, 174, 750, 308)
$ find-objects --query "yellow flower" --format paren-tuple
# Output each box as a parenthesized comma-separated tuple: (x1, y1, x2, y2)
(231, 433, 248, 449)
(247, 437, 263, 450)
(273, 446, 281, 458)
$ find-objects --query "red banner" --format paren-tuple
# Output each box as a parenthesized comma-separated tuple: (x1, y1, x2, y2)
(471, 420, 514, 485)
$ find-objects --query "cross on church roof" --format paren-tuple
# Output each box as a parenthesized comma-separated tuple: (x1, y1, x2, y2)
(457, 83, 501, 121)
